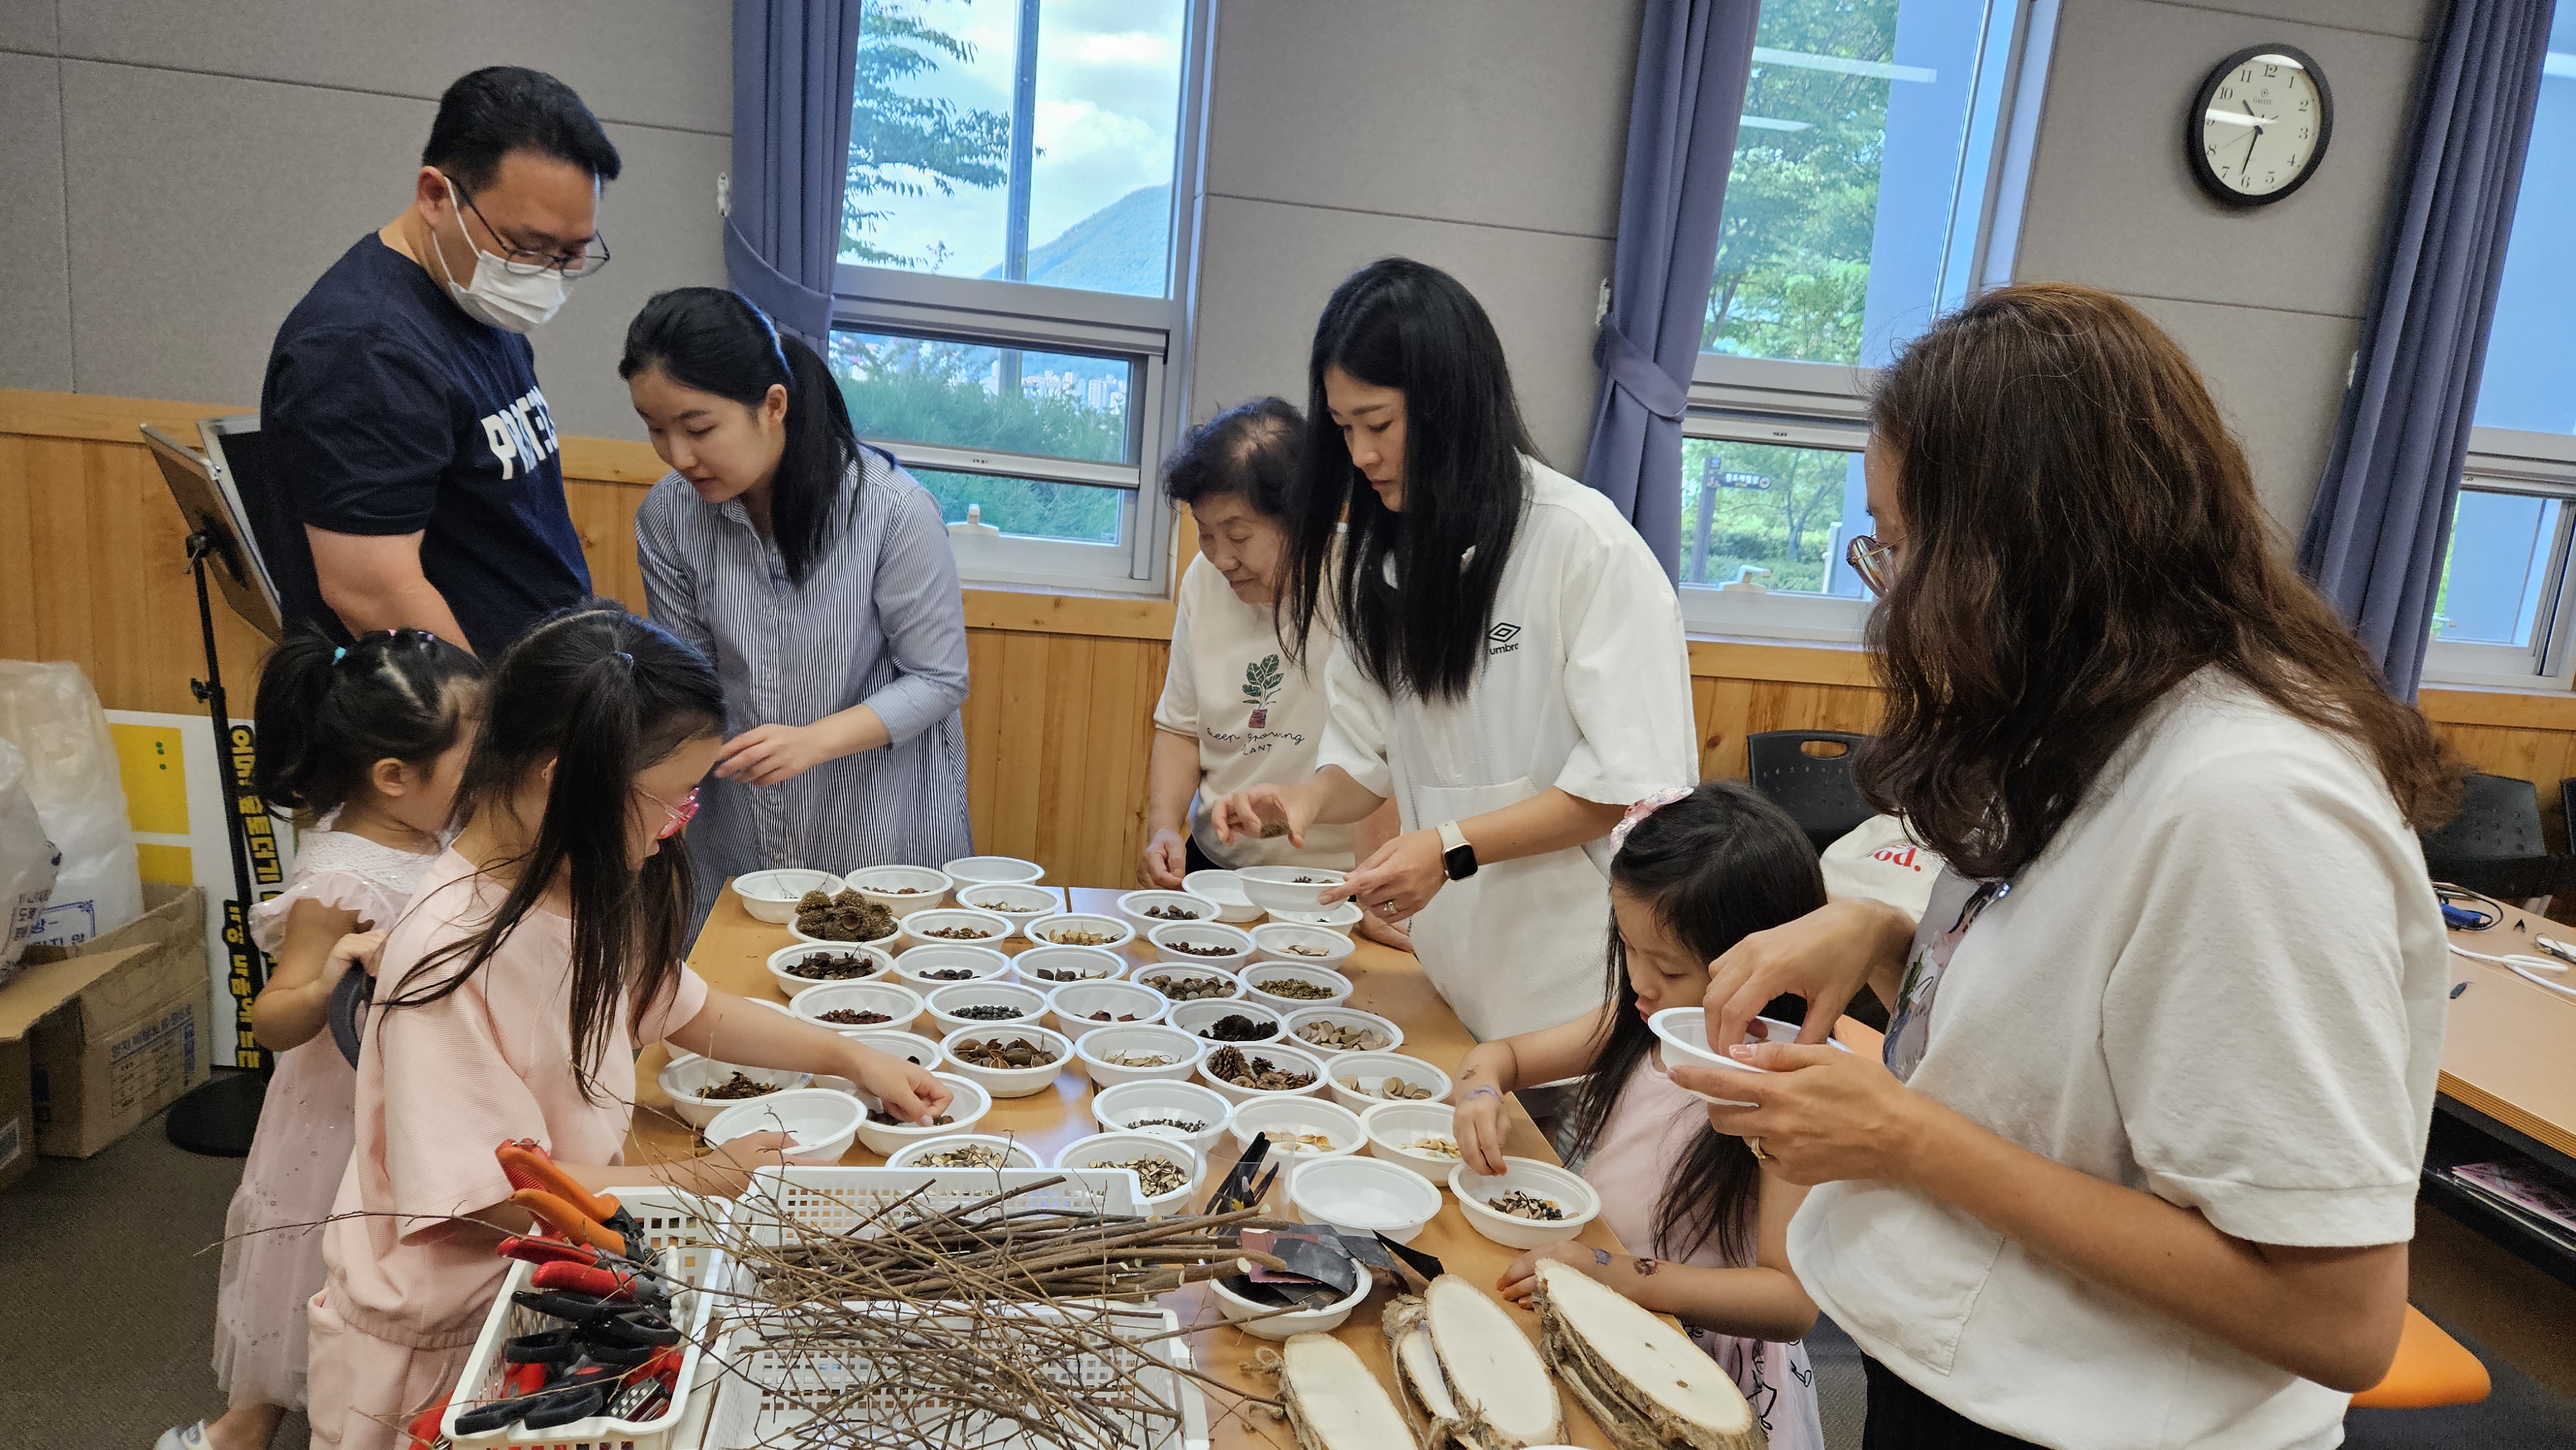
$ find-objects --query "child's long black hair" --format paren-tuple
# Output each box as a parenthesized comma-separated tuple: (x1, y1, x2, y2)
(618, 287, 889, 587)
(251, 625, 482, 822)
(1566, 781, 1828, 1265)
(1276, 258, 1537, 701)
(380, 605, 725, 1101)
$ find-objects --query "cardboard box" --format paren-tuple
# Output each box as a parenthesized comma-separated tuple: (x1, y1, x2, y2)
(0, 1036, 31, 1191)
(0, 882, 209, 1160)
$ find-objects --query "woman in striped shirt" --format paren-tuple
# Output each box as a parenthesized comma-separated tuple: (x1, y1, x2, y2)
(621, 288, 972, 930)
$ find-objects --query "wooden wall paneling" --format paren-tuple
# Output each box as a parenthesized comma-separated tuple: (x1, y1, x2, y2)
(565, 477, 648, 614)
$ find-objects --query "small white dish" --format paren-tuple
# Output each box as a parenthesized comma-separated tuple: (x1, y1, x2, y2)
(942, 854, 1045, 886)
(704, 1087, 862, 1165)
(1074, 1023, 1208, 1088)
(1012, 943, 1126, 988)
(886, 1132, 1043, 1171)
(840, 863, 957, 916)
(1282, 1006, 1405, 1057)
(1647, 1008, 1848, 1106)
(1181, 868, 1263, 923)
(1147, 920, 1257, 971)
(1323, 1052, 1452, 1113)
(842, 1028, 941, 1073)
(1236, 865, 1347, 914)
(655, 1055, 814, 1129)
(1226, 1095, 1365, 1162)
(1168, 997, 1284, 1046)
(1449, 1156, 1602, 1250)
(789, 979, 927, 1035)
(937, 1023, 1072, 1098)
(891, 941, 1014, 991)
(1241, 963, 1354, 1015)
(732, 869, 844, 925)
(852, 1071, 992, 1156)
(923, 981, 1049, 1039)
(1209, 1268, 1370, 1339)
(766, 941, 895, 997)
(1247, 921, 1357, 969)
(898, 907, 1013, 952)
(1359, 1100, 1461, 1184)
(1196, 1040, 1329, 1106)
(955, 881, 1060, 936)
(1044, 979, 1171, 1039)
(1117, 889, 1223, 939)
(1022, 911, 1137, 952)
(1051, 1131, 1202, 1216)
(1133, 963, 1246, 1004)
(1088, 1079, 1233, 1156)
(1264, 900, 1365, 936)
(1292, 1154, 1443, 1244)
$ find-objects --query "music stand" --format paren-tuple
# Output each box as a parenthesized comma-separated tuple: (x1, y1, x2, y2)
(143, 423, 281, 1156)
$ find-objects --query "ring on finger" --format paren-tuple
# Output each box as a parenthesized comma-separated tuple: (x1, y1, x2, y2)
(1378, 900, 1399, 919)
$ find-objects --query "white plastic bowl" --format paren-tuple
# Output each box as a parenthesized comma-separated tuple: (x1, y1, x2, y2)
(732, 869, 844, 925)
(891, 941, 1013, 991)
(787, 911, 904, 952)
(766, 941, 894, 997)
(1282, 1006, 1405, 1057)
(954, 881, 1061, 936)
(886, 1132, 1043, 1171)
(942, 854, 1045, 886)
(1648, 1008, 1849, 1106)
(1022, 912, 1137, 952)
(841, 863, 956, 917)
(790, 979, 927, 1034)
(1044, 979, 1170, 1039)
(1449, 1156, 1603, 1250)
(1074, 1024, 1208, 1088)
(1117, 889, 1223, 939)
(655, 1055, 815, 1129)
(1240, 963, 1354, 1015)
(1264, 901, 1365, 936)
(1323, 1052, 1452, 1114)
(1168, 997, 1284, 1047)
(1226, 1095, 1365, 1163)
(898, 907, 1013, 952)
(1236, 865, 1347, 914)
(1181, 869, 1263, 923)
(924, 981, 1049, 1039)
(937, 1023, 1072, 1098)
(1196, 1040, 1329, 1106)
(1050, 1131, 1202, 1216)
(1247, 921, 1357, 970)
(1360, 1100, 1462, 1184)
(842, 1028, 941, 1074)
(705, 1087, 863, 1165)
(1147, 920, 1257, 971)
(1292, 1154, 1443, 1244)
(852, 1071, 992, 1156)
(1210, 1266, 1370, 1339)
(1088, 1079, 1233, 1156)
(1012, 943, 1127, 988)
(1133, 964, 1245, 1005)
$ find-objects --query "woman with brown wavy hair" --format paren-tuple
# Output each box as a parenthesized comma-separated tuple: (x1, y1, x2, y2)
(1674, 283, 2457, 1448)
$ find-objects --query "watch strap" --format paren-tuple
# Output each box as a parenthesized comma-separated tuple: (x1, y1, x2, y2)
(1437, 820, 1477, 880)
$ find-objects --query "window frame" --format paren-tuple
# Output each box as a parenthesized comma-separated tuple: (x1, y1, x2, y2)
(827, 0, 1212, 598)
(2421, 428, 2576, 690)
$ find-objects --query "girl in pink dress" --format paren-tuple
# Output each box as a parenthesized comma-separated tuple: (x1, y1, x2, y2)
(304, 605, 951, 1450)
(1461, 781, 1828, 1450)
(162, 627, 484, 1450)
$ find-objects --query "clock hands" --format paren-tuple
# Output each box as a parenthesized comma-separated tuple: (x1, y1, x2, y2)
(2239, 100, 2264, 178)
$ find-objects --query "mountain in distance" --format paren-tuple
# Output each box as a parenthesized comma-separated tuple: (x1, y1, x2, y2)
(983, 184, 1172, 296)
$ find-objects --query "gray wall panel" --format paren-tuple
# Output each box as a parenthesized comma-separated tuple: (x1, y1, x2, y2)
(0, 0, 57, 53)
(2143, 0, 2437, 40)
(2125, 293, 2358, 527)
(0, 52, 71, 390)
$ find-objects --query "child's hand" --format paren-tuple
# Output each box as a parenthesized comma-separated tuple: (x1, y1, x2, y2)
(1497, 1241, 1615, 1303)
(1454, 1085, 1511, 1176)
(329, 929, 388, 980)
(849, 1045, 952, 1126)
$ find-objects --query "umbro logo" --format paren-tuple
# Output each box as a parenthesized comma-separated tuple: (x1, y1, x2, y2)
(1488, 622, 1520, 643)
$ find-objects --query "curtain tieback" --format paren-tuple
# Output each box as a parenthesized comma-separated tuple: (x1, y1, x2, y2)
(1593, 317, 1689, 420)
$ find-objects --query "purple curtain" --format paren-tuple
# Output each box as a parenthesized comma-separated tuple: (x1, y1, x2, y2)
(2297, 0, 2554, 699)
(726, 0, 864, 346)
(1579, 0, 1763, 579)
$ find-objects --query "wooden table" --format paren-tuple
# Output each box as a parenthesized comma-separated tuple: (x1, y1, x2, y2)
(631, 885, 1630, 1448)
(2426, 911, 2576, 1288)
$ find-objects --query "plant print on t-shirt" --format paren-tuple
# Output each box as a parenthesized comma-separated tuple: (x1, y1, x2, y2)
(1242, 654, 1283, 729)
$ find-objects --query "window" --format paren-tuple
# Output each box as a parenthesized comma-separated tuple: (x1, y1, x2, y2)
(834, 0, 1206, 591)
(2423, 12, 2576, 687)
(1681, 0, 2054, 638)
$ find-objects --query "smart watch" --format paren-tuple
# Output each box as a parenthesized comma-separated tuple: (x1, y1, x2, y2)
(1438, 820, 1478, 881)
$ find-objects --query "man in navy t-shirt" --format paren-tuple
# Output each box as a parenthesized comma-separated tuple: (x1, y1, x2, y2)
(261, 66, 619, 656)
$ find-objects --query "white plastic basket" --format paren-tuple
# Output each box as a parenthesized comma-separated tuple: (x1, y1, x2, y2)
(731, 1164, 1141, 1239)
(440, 1188, 726, 1450)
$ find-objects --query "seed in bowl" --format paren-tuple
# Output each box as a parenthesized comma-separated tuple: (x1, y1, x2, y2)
(1123, 1114, 1209, 1133)
(1338, 1073, 1434, 1101)
(913, 966, 978, 981)
(1261, 1129, 1338, 1154)
(983, 902, 1045, 916)
(1041, 925, 1119, 946)
(951, 1036, 1059, 1069)
(916, 1145, 1011, 1168)
(1206, 1046, 1312, 1091)
(1283, 944, 1330, 957)
(1488, 1189, 1566, 1221)
(1252, 975, 1335, 1001)
(1142, 904, 1202, 920)
(1197, 1013, 1276, 1042)
(1025, 965, 1106, 983)
(869, 1107, 956, 1126)
(923, 925, 997, 941)
(1094, 1156, 1187, 1197)
(1164, 940, 1240, 958)
(1144, 974, 1231, 1001)
(819, 1008, 893, 1026)
(795, 890, 895, 942)
(785, 951, 880, 980)
(1085, 1010, 1144, 1022)
(949, 1004, 1025, 1022)
(886, 886, 931, 894)
(1295, 1021, 1388, 1053)
(1292, 876, 1327, 884)
(1406, 1135, 1462, 1159)
(1100, 1049, 1180, 1068)
(698, 1071, 782, 1100)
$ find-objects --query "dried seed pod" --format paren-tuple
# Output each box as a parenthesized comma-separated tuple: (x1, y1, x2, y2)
(1533, 1257, 1765, 1450)
(1279, 1332, 1417, 1450)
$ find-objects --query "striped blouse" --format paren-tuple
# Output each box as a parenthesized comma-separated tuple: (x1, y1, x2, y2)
(636, 451, 972, 930)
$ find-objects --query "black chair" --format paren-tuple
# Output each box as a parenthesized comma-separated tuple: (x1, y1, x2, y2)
(1746, 730, 1877, 856)
(2421, 772, 2568, 903)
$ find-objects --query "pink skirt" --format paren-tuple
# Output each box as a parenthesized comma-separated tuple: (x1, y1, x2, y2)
(213, 1039, 357, 1410)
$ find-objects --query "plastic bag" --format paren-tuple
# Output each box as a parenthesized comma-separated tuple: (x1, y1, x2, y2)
(0, 662, 141, 946)
(0, 737, 59, 983)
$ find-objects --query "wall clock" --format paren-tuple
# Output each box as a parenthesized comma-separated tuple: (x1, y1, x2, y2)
(2187, 42, 2333, 206)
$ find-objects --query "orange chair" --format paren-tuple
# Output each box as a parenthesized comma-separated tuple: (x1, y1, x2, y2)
(2351, 1305, 2490, 1409)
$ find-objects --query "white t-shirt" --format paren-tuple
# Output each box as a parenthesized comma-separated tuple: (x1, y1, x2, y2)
(1153, 554, 1355, 869)
(1789, 672, 2447, 1449)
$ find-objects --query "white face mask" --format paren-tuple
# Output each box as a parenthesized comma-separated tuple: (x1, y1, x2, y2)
(431, 177, 573, 334)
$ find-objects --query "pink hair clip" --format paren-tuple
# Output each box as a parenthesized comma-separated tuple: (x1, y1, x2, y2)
(1608, 785, 1696, 855)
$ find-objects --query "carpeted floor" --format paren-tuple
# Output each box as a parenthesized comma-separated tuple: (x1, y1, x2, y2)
(0, 1086, 2567, 1448)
